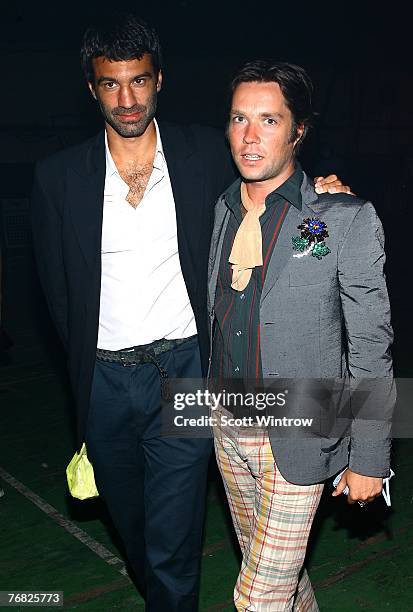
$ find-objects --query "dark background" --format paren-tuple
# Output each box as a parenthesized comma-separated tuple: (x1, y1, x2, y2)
(0, 5, 412, 607)
(1, 0, 412, 369)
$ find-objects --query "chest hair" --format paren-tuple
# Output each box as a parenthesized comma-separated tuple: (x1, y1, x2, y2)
(118, 161, 154, 208)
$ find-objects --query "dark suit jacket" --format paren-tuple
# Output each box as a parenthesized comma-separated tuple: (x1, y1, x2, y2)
(31, 122, 236, 446)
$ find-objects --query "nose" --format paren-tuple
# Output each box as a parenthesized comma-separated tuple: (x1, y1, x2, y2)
(243, 122, 260, 145)
(118, 85, 135, 109)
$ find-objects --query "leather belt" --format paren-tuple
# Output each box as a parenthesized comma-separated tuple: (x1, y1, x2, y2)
(96, 335, 196, 400)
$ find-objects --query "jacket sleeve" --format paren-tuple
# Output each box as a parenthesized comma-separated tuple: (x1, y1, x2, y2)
(30, 161, 69, 351)
(338, 201, 395, 477)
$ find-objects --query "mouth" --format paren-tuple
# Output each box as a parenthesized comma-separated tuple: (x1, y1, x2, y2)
(240, 153, 264, 163)
(116, 111, 143, 122)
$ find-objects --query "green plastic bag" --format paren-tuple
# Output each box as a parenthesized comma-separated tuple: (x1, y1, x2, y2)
(66, 443, 99, 500)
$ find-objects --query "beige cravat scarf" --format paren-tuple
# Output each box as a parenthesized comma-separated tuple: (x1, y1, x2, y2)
(229, 182, 266, 291)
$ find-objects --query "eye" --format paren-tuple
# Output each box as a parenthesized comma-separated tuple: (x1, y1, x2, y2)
(264, 118, 277, 125)
(103, 81, 117, 89)
(133, 77, 146, 86)
(232, 115, 245, 123)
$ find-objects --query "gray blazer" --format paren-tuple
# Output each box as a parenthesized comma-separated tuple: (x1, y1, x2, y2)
(208, 172, 394, 485)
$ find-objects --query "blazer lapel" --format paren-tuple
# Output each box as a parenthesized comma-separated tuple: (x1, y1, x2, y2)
(160, 123, 204, 295)
(67, 132, 106, 271)
(208, 194, 231, 313)
(261, 173, 318, 304)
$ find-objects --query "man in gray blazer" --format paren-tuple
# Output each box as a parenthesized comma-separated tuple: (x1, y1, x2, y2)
(207, 60, 394, 611)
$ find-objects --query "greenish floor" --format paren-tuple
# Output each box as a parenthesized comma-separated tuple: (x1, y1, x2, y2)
(0, 252, 412, 611)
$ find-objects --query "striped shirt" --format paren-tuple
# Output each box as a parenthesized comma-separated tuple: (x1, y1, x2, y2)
(210, 165, 303, 393)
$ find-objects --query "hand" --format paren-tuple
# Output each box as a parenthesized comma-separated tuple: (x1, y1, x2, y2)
(314, 174, 353, 195)
(332, 468, 383, 505)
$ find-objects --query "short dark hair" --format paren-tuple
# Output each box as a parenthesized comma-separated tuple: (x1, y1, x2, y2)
(80, 13, 162, 83)
(230, 60, 314, 149)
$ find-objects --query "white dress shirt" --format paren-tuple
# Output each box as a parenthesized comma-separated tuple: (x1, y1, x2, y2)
(97, 120, 197, 350)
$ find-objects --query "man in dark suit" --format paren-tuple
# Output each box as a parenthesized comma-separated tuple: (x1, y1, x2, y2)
(31, 14, 348, 611)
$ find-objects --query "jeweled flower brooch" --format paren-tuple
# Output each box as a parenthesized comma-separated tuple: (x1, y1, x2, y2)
(292, 217, 330, 259)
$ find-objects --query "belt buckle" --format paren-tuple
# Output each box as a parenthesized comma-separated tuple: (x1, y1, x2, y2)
(120, 348, 137, 367)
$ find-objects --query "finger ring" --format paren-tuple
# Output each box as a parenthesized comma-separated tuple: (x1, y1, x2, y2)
(357, 501, 367, 507)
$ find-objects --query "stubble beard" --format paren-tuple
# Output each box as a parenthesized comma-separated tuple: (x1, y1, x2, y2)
(236, 152, 295, 184)
(99, 92, 158, 138)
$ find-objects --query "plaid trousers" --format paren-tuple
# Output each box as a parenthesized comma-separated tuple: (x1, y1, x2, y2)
(213, 410, 324, 611)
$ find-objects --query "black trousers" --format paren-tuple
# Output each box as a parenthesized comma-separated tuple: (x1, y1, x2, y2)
(86, 336, 212, 611)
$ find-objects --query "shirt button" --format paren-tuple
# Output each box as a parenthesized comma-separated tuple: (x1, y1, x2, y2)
(234, 366, 240, 372)
(236, 330, 242, 336)
(240, 293, 245, 300)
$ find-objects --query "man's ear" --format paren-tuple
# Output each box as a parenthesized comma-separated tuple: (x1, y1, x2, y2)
(224, 120, 230, 142)
(294, 124, 305, 147)
(156, 70, 163, 92)
(87, 81, 97, 100)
